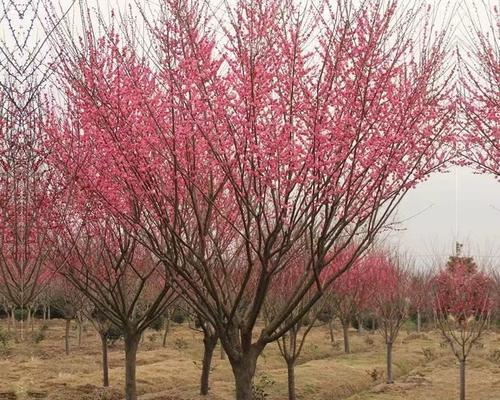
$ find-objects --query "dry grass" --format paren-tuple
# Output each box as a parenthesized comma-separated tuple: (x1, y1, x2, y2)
(0, 320, 499, 399)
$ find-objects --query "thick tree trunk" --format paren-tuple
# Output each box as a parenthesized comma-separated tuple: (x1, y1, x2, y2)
(287, 360, 296, 400)
(220, 344, 226, 360)
(386, 341, 394, 383)
(200, 335, 217, 395)
(459, 359, 466, 400)
(231, 352, 259, 400)
(124, 333, 141, 400)
(343, 323, 350, 354)
(100, 333, 109, 387)
(65, 319, 71, 355)
(416, 311, 421, 333)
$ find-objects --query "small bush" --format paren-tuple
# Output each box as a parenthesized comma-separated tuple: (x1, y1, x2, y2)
(422, 347, 437, 362)
(106, 325, 124, 346)
(149, 316, 164, 332)
(174, 337, 188, 350)
(0, 327, 9, 348)
(170, 309, 188, 324)
(366, 368, 384, 382)
(487, 350, 500, 363)
(14, 309, 28, 321)
(32, 328, 46, 344)
(252, 373, 275, 400)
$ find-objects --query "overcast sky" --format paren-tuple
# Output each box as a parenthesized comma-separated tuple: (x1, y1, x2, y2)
(388, 167, 500, 269)
(1, 0, 498, 269)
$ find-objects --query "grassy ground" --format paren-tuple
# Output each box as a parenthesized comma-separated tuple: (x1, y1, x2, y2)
(0, 319, 499, 399)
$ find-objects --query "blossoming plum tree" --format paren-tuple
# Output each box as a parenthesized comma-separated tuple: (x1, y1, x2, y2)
(46, 0, 454, 398)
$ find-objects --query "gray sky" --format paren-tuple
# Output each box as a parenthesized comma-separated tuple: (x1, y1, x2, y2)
(388, 166, 500, 269)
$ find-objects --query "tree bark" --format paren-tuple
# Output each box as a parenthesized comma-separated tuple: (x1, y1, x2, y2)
(124, 333, 140, 400)
(101, 333, 109, 387)
(328, 319, 335, 343)
(200, 334, 217, 395)
(65, 319, 71, 355)
(162, 316, 170, 348)
(230, 351, 259, 400)
(343, 322, 350, 354)
(459, 359, 466, 400)
(386, 341, 394, 383)
(220, 344, 226, 360)
(78, 320, 82, 348)
(416, 311, 421, 333)
(287, 360, 296, 400)
(48, 306, 51, 320)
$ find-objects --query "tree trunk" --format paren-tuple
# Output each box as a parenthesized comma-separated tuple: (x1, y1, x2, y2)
(200, 335, 217, 395)
(386, 341, 394, 383)
(417, 311, 421, 333)
(48, 306, 51, 320)
(162, 316, 170, 348)
(357, 316, 364, 334)
(100, 333, 109, 387)
(459, 358, 466, 400)
(7, 308, 11, 333)
(342, 322, 350, 354)
(78, 320, 82, 348)
(287, 360, 296, 400)
(65, 319, 71, 355)
(220, 344, 226, 360)
(328, 319, 335, 343)
(230, 352, 259, 400)
(124, 333, 140, 400)
(43, 305, 46, 321)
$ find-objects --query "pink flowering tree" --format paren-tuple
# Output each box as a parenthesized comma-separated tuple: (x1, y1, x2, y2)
(366, 252, 410, 384)
(408, 269, 433, 333)
(264, 246, 332, 400)
(45, 1, 454, 398)
(328, 252, 373, 353)
(460, 5, 499, 176)
(433, 256, 493, 400)
(0, 92, 65, 341)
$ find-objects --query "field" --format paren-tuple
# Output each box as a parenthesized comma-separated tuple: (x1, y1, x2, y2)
(0, 320, 499, 400)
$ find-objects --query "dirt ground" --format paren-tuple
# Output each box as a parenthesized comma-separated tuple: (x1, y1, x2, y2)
(0, 320, 499, 400)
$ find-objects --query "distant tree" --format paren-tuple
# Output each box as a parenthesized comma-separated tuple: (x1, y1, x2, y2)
(367, 252, 410, 384)
(433, 255, 493, 400)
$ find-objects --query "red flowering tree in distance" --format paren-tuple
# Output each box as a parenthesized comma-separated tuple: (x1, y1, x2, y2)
(328, 248, 372, 353)
(46, 0, 454, 398)
(365, 251, 410, 384)
(433, 255, 493, 400)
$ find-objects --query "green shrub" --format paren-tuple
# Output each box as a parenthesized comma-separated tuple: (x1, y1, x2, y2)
(106, 324, 124, 346)
(149, 316, 164, 332)
(0, 327, 9, 348)
(32, 329, 45, 344)
(14, 309, 28, 321)
(170, 309, 188, 324)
